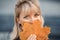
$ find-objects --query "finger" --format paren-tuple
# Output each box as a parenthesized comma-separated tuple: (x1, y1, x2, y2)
(27, 34, 36, 40)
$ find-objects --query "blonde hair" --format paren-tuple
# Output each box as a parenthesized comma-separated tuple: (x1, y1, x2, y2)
(10, 0, 42, 40)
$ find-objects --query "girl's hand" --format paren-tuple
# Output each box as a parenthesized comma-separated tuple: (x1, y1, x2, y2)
(27, 34, 36, 40)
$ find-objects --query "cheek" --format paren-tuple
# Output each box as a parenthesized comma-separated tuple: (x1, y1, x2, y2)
(34, 16, 41, 21)
(21, 18, 30, 23)
(34, 16, 44, 25)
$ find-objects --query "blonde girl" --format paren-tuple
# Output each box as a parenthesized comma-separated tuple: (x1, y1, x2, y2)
(10, 0, 44, 40)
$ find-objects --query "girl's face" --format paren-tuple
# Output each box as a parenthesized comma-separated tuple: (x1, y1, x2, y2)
(17, 10, 42, 25)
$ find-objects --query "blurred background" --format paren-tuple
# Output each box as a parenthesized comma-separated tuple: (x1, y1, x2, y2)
(0, 0, 60, 40)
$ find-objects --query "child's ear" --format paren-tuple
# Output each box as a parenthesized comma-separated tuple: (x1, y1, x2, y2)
(17, 18, 21, 24)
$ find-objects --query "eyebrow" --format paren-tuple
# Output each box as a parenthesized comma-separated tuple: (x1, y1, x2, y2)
(35, 12, 40, 15)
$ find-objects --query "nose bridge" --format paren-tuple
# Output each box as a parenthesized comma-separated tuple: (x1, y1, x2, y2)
(31, 16, 34, 20)
(30, 16, 34, 22)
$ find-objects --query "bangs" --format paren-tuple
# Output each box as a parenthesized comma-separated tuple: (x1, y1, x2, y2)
(20, 3, 41, 17)
(15, 1, 41, 18)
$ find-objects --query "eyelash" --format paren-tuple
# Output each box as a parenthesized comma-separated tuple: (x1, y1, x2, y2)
(24, 15, 29, 18)
(34, 13, 39, 16)
(24, 13, 39, 18)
